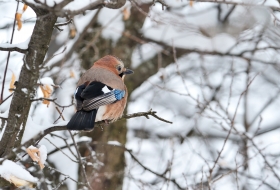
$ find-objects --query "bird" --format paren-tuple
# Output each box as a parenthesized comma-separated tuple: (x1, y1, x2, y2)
(67, 55, 133, 131)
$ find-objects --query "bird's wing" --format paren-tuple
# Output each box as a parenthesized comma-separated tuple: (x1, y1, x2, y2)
(77, 81, 125, 111)
(80, 81, 107, 99)
(74, 84, 86, 111)
(74, 81, 105, 111)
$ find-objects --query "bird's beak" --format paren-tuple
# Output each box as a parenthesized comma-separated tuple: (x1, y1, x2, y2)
(121, 68, 133, 80)
(123, 68, 134, 75)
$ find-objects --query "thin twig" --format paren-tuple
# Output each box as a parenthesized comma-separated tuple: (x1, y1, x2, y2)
(31, 97, 74, 108)
(47, 141, 185, 189)
(54, 19, 73, 27)
(44, 137, 79, 163)
(68, 130, 93, 190)
(46, 164, 85, 184)
(191, 0, 280, 12)
(0, 93, 13, 105)
(0, 1, 19, 103)
(209, 72, 259, 178)
(122, 109, 173, 124)
(55, 107, 65, 121)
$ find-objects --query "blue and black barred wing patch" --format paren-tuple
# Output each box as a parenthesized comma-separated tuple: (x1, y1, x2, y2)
(82, 91, 117, 111)
(76, 81, 125, 111)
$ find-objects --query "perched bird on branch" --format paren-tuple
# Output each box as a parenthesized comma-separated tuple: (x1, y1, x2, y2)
(67, 55, 133, 131)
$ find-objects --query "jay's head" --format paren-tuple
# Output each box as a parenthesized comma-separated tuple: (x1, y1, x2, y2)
(93, 55, 133, 80)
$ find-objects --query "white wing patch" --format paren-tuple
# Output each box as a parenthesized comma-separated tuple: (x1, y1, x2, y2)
(74, 87, 78, 96)
(102, 86, 113, 93)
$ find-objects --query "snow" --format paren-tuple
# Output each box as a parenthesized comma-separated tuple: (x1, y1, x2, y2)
(38, 77, 54, 86)
(0, 37, 30, 50)
(97, 8, 125, 43)
(212, 33, 236, 53)
(78, 136, 92, 142)
(39, 145, 47, 165)
(0, 110, 8, 119)
(107, 140, 121, 146)
(131, 43, 163, 68)
(1, 0, 280, 189)
(0, 160, 38, 183)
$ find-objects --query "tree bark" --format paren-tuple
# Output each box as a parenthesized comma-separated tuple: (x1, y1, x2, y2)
(0, 9, 57, 157)
(76, 3, 154, 190)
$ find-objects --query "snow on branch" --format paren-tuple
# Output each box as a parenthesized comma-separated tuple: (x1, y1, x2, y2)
(0, 45, 28, 53)
(23, 0, 126, 18)
(0, 38, 30, 53)
(0, 160, 38, 188)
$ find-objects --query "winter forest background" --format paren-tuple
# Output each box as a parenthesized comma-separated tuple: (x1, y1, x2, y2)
(1, 0, 280, 189)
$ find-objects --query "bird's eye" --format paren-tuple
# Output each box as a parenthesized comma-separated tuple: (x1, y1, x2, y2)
(117, 66, 122, 72)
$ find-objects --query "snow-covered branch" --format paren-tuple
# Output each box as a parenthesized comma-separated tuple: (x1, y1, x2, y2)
(23, 0, 126, 18)
(0, 37, 30, 54)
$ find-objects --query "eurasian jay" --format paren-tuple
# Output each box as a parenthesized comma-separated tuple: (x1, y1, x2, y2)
(67, 55, 133, 131)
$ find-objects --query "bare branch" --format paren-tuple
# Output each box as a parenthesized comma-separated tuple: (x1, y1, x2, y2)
(23, 110, 172, 148)
(48, 141, 185, 189)
(209, 72, 259, 178)
(44, 137, 79, 163)
(0, 46, 28, 53)
(54, 19, 73, 27)
(23, 0, 126, 18)
(191, 0, 280, 11)
(30, 97, 74, 108)
(0, 2, 19, 103)
(122, 109, 173, 124)
(0, 93, 13, 105)
(153, 0, 168, 10)
(68, 131, 93, 190)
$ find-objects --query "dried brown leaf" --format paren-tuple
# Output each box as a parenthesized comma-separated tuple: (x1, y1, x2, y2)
(9, 175, 35, 188)
(9, 72, 16, 93)
(70, 70, 75, 78)
(23, 4, 28, 12)
(15, 13, 22, 31)
(39, 84, 53, 106)
(122, 7, 130, 20)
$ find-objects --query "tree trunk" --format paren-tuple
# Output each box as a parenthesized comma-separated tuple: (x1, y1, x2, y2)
(0, 9, 57, 157)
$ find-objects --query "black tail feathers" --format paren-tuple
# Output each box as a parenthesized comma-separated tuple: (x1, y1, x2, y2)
(67, 109, 97, 131)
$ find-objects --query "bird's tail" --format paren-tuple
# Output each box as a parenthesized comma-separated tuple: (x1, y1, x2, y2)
(67, 110, 97, 131)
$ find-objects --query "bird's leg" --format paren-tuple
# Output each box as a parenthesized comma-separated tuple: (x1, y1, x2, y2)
(103, 120, 110, 125)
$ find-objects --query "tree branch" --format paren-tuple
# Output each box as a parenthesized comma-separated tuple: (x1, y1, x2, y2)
(122, 109, 173, 124)
(23, 0, 126, 18)
(0, 1, 20, 103)
(0, 46, 28, 53)
(191, 0, 280, 12)
(54, 19, 73, 27)
(23, 110, 172, 148)
(68, 131, 93, 190)
(48, 141, 184, 189)
(31, 97, 74, 108)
